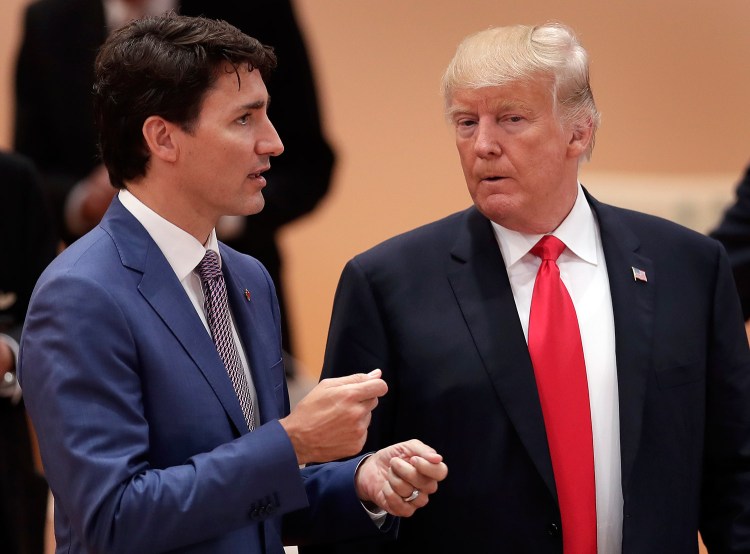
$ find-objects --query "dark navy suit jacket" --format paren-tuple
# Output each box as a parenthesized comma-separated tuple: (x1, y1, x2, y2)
(19, 198, 382, 553)
(305, 190, 750, 553)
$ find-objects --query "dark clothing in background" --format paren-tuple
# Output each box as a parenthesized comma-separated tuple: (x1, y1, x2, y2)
(710, 164, 750, 319)
(0, 151, 57, 554)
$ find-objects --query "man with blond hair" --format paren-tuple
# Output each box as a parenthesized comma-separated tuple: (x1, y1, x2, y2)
(307, 23, 750, 553)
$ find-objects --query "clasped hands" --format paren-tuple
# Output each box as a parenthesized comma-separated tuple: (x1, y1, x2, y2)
(279, 369, 448, 518)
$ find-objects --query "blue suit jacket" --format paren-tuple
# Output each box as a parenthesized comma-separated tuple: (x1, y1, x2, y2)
(19, 198, 382, 553)
(305, 190, 750, 553)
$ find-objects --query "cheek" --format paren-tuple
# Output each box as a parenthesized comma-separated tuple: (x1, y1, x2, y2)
(456, 144, 476, 172)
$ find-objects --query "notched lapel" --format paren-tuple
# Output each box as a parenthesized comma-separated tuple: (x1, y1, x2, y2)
(222, 256, 283, 424)
(447, 208, 557, 500)
(137, 243, 251, 435)
(588, 193, 655, 491)
(101, 199, 251, 435)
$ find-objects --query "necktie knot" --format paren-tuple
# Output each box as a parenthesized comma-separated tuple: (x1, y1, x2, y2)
(196, 250, 222, 282)
(531, 235, 566, 262)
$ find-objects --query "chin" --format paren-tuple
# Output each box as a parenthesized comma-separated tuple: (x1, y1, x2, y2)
(476, 196, 514, 222)
(246, 196, 266, 216)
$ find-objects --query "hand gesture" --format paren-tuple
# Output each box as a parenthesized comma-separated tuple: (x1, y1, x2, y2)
(355, 439, 448, 517)
(280, 369, 387, 465)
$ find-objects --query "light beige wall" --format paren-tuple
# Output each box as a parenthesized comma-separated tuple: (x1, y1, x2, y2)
(0, 0, 28, 144)
(2, 0, 749, 377)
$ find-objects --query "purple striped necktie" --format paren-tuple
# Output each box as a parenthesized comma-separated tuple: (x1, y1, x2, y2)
(196, 250, 255, 431)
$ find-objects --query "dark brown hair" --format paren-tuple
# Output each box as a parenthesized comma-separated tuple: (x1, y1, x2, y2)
(93, 12, 277, 188)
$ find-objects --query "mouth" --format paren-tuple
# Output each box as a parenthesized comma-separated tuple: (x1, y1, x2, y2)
(248, 166, 270, 180)
(480, 175, 505, 183)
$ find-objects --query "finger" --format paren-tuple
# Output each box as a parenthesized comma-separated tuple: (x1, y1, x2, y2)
(390, 457, 439, 495)
(321, 368, 382, 387)
(319, 374, 388, 401)
(397, 439, 442, 460)
(381, 480, 419, 517)
(344, 378, 388, 401)
(409, 455, 449, 482)
(360, 397, 379, 413)
(387, 462, 418, 498)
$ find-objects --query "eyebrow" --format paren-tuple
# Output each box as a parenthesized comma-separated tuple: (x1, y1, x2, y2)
(245, 94, 272, 111)
(241, 97, 268, 111)
(446, 105, 470, 120)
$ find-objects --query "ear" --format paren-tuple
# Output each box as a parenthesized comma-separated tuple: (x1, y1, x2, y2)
(142, 116, 179, 163)
(566, 119, 594, 159)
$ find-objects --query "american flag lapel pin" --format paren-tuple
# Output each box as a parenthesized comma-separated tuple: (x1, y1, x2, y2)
(244, 289, 251, 302)
(631, 267, 648, 282)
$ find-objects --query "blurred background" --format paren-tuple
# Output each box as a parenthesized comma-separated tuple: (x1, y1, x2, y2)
(1, 0, 748, 379)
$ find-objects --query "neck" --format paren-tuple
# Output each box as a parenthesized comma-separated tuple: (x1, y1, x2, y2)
(125, 180, 215, 244)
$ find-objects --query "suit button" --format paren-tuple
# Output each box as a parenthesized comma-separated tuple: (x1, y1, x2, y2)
(547, 523, 560, 537)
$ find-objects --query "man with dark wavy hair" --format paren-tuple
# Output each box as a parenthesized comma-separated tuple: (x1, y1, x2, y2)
(18, 14, 446, 554)
(15, 0, 333, 375)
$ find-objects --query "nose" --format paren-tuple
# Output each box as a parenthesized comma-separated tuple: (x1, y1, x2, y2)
(473, 120, 501, 158)
(258, 117, 284, 157)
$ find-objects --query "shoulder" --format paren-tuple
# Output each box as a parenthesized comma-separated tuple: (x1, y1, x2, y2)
(219, 242, 271, 279)
(594, 198, 724, 260)
(39, 228, 119, 286)
(353, 207, 473, 266)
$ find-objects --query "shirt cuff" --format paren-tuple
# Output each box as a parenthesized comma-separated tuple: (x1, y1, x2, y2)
(355, 453, 388, 528)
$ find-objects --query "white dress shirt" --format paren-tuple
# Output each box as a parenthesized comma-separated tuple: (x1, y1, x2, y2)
(491, 184, 623, 554)
(118, 190, 260, 426)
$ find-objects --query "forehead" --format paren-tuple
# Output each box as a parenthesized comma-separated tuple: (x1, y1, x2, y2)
(200, 64, 268, 112)
(448, 79, 554, 114)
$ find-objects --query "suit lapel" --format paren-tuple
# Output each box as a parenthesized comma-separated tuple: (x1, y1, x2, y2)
(586, 191, 655, 491)
(447, 208, 557, 499)
(101, 198, 251, 435)
(221, 256, 283, 423)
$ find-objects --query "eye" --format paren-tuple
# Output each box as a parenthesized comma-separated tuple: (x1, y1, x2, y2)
(237, 113, 251, 126)
(456, 118, 477, 128)
(504, 115, 524, 123)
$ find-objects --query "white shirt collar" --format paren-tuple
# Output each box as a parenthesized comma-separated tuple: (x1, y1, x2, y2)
(491, 183, 599, 268)
(118, 189, 219, 282)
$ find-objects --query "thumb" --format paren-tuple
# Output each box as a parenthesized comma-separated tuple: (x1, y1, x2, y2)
(321, 368, 382, 388)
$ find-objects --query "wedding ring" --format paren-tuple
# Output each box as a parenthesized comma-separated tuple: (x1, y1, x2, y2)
(403, 489, 420, 502)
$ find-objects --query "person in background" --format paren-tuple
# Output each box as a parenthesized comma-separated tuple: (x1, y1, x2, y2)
(14, 0, 332, 374)
(18, 14, 447, 554)
(710, 163, 750, 320)
(305, 23, 750, 553)
(0, 151, 57, 554)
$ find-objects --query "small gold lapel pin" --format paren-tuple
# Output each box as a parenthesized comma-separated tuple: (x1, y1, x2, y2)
(631, 267, 648, 282)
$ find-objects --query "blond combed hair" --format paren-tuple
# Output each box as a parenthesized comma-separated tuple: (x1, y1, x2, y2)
(441, 22, 600, 160)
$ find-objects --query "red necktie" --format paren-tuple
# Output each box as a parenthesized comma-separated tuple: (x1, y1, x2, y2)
(528, 235, 597, 553)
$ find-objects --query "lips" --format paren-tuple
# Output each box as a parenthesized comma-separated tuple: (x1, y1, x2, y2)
(248, 166, 270, 179)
